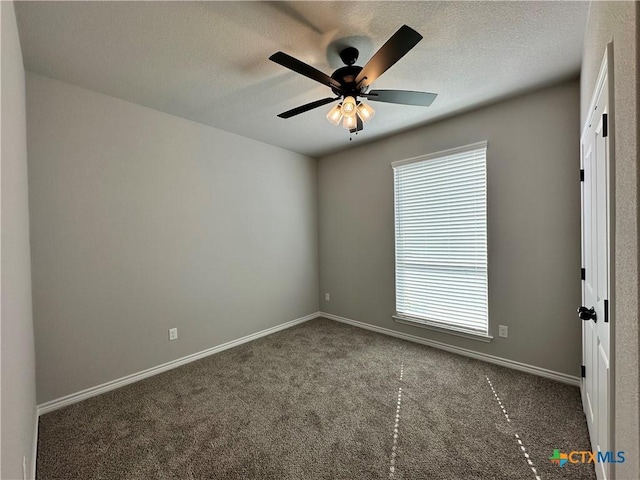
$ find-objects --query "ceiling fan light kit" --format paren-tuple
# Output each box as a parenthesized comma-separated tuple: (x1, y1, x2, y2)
(342, 114, 357, 130)
(269, 25, 437, 137)
(340, 96, 357, 117)
(325, 96, 375, 130)
(325, 104, 343, 126)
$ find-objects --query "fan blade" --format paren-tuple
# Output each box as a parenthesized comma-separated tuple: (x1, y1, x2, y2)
(270, 52, 342, 91)
(277, 97, 339, 119)
(363, 90, 437, 106)
(355, 25, 423, 88)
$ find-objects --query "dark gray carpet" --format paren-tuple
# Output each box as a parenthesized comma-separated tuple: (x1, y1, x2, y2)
(37, 318, 595, 479)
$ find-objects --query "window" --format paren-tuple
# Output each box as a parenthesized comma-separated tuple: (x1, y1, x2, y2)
(392, 142, 489, 338)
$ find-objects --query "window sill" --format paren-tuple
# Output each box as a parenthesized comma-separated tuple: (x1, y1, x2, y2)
(392, 315, 493, 343)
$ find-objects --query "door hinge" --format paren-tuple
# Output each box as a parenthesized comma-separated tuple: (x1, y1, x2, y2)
(604, 299, 609, 323)
(603, 113, 608, 137)
(581, 268, 586, 281)
(581, 365, 586, 378)
(580, 169, 584, 182)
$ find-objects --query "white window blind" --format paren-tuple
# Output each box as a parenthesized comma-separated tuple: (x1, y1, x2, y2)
(392, 142, 488, 336)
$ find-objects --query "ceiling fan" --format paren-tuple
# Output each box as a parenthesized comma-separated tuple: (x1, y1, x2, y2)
(269, 25, 437, 135)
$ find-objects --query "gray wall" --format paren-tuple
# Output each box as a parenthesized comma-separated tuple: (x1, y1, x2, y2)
(581, 2, 639, 477)
(26, 73, 319, 404)
(318, 80, 581, 377)
(1, 1, 38, 478)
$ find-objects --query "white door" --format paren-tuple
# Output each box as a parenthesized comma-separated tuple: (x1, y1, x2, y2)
(580, 47, 612, 480)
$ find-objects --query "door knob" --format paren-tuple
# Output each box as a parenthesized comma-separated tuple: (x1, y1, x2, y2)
(578, 306, 597, 322)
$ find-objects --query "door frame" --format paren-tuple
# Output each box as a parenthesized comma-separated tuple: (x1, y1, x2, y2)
(580, 41, 615, 472)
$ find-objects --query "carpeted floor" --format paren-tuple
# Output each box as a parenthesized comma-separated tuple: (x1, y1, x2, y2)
(37, 318, 596, 479)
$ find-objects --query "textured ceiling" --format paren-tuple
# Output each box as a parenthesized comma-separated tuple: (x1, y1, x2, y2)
(15, 1, 589, 158)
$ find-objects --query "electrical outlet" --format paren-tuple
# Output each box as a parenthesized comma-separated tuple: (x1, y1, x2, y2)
(498, 325, 508, 338)
(169, 328, 178, 341)
(325, 293, 330, 301)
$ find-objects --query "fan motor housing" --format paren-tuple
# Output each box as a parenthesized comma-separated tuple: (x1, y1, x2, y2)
(330, 65, 364, 97)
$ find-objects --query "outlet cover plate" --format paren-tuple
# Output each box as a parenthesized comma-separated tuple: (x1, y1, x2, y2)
(498, 325, 508, 338)
(169, 328, 178, 341)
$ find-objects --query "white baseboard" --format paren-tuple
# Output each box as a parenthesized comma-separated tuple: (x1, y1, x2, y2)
(36, 310, 578, 417)
(320, 312, 581, 387)
(37, 312, 321, 415)
(31, 409, 38, 479)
